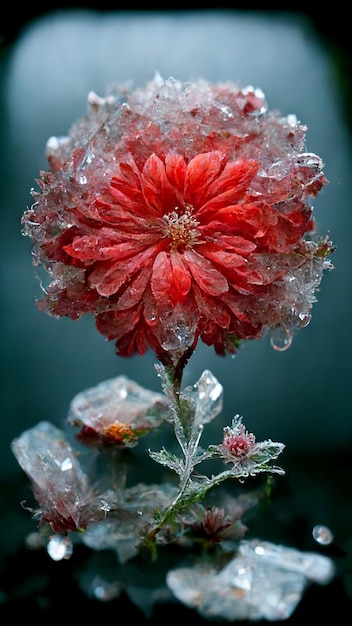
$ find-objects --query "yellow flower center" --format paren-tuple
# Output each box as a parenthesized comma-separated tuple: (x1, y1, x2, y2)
(163, 208, 200, 252)
(104, 421, 136, 444)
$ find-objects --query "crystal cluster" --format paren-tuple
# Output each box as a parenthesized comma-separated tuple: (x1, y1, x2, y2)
(67, 375, 169, 446)
(167, 539, 335, 621)
(11, 368, 335, 618)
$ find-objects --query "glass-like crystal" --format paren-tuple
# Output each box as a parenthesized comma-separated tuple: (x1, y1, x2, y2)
(67, 376, 168, 432)
(166, 539, 335, 621)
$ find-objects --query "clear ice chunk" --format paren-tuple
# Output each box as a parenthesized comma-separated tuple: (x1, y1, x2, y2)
(47, 535, 73, 561)
(11, 421, 118, 535)
(67, 375, 168, 431)
(166, 539, 335, 621)
(11, 420, 89, 493)
(183, 369, 223, 426)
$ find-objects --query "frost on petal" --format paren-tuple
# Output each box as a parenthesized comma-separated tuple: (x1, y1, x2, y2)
(11, 422, 117, 533)
(22, 75, 333, 359)
(183, 249, 229, 296)
(83, 482, 179, 563)
(11, 421, 89, 494)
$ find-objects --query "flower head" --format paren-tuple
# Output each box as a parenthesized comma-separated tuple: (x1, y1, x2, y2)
(11, 421, 118, 534)
(67, 375, 169, 448)
(210, 415, 285, 477)
(222, 417, 256, 459)
(179, 502, 249, 548)
(22, 74, 333, 362)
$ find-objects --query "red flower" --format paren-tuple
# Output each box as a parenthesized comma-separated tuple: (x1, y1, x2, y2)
(222, 421, 256, 459)
(22, 76, 333, 361)
(67, 375, 169, 448)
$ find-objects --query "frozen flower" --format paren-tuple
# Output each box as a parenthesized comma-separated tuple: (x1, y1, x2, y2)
(67, 375, 169, 447)
(221, 415, 256, 458)
(22, 74, 333, 363)
(11, 421, 119, 534)
(210, 415, 285, 477)
(178, 501, 250, 548)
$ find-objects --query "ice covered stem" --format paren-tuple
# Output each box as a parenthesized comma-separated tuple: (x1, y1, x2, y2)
(144, 365, 285, 548)
(142, 363, 218, 543)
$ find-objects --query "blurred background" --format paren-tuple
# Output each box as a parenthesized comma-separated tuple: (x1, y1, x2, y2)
(0, 5, 351, 622)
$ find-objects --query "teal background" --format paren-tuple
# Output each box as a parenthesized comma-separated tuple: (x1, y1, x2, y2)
(0, 7, 351, 621)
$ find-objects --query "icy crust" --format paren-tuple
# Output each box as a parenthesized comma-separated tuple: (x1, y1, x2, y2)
(40, 75, 318, 192)
(44, 76, 302, 168)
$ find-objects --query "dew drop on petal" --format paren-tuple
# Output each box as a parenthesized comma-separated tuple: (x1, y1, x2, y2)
(297, 310, 311, 328)
(312, 524, 334, 546)
(47, 535, 73, 561)
(270, 327, 293, 351)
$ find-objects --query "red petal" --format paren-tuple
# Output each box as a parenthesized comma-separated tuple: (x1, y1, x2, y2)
(151, 251, 174, 306)
(64, 234, 154, 261)
(185, 151, 226, 205)
(192, 284, 230, 328)
(183, 249, 228, 295)
(206, 158, 258, 198)
(169, 250, 192, 301)
(115, 266, 152, 310)
(96, 305, 142, 342)
(165, 153, 187, 200)
(199, 244, 246, 269)
(141, 154, 179, 214)
(89, 247, 157, 296)
(151, 250, 192, 306)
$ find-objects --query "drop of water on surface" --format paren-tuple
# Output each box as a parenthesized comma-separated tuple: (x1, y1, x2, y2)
(47, 535, 73, 561)
(25, 531, 44, 551)
(270, 327, 292, 352)
(298, 310, 311, 328)
(312, 524, 334, 546)
(92, 577, 121, 601)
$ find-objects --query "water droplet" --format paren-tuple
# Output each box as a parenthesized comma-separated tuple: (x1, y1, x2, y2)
(161, 323, 195, 351)
(92, 577, 121, 601)
(25, 531, 44, 551)
(270, 327, 292, 351)
(312, 524, 334, 546)
(296, 152, 323, 170)
(298, 311, 311, 327)
(286, 114, 298, 127)
(47, 535, 73, 561)
(45, 135, 70, 157)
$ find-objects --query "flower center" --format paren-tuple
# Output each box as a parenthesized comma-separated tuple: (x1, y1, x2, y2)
(163, 208, 200, 252)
